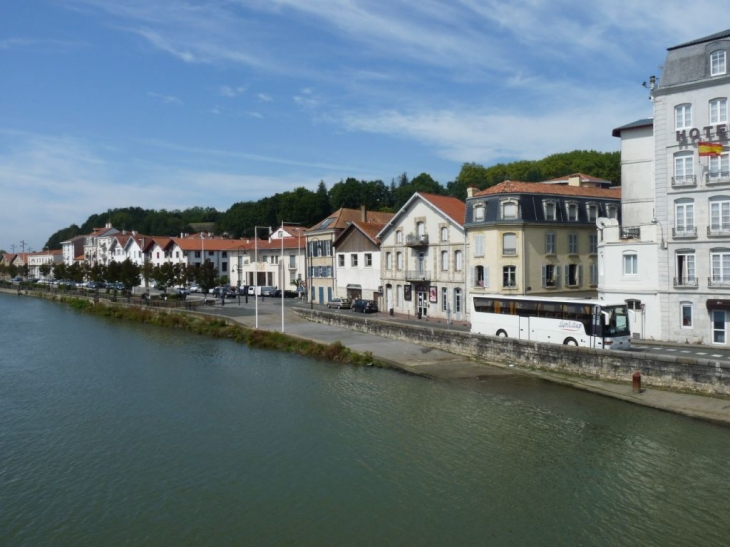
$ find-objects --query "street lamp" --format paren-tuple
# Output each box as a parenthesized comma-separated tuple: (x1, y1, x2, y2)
(254, 226, 271, 329)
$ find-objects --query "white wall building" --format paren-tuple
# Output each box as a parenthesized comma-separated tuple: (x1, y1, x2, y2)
(378, 192, 467, 322)
(600, 29, 730, 344)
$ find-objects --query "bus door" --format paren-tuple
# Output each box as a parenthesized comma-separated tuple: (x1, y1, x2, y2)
(592, 307, 603, 349)
(518, 315, 530, 341)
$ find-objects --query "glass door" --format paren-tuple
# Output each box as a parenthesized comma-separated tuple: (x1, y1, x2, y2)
(713, 310, 726, 344)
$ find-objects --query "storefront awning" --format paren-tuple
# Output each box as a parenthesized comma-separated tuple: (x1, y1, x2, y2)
(706, 299, 730, 310)
(346, 284, 362, 289)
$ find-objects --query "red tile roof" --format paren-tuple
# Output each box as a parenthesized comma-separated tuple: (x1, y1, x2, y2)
(474, 180, 621, 199)
(418, 192, 466, 226)
(540, 172, 612, 185)
(307, 208, 395, 232)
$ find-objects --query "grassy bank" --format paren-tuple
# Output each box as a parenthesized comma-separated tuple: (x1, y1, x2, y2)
(59, 295, 385, 368)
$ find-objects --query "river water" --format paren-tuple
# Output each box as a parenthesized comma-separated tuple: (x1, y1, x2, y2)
(1, 294, 730, 546)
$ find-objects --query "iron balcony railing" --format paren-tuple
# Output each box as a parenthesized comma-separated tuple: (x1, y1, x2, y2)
(672, 226, 697, 238)
(673, 276, 698, 287)
(405, 270, 431, 281)
(708, 276, 730, 287)
(706, 171, 730, 184)
(707, 225, 730, 237)
(671, 174, 697, 187)
(620, 227, 641, 239)
(405, 234, 429, 246)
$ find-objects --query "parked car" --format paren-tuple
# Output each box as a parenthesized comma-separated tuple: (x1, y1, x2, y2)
(189, 284, 202, 293)
(283, 290, 299, 298)
(269, 289, 283, 298)
(351, 299, 378, 313)
(327, 297, 352, 309)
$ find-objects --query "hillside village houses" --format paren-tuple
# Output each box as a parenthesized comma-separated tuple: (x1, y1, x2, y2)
(599, 28, 730, 344)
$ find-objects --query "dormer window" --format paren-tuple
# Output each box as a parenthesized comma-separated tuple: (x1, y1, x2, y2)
(606, 205, 618, 219)
(711, 50, 727, 77)
(586, 203, 598, 223)
(501, 199, 519, 220)
(474, 203, 485, 222)
(543, 200, 557, 221)
(566, 201, 579, 222)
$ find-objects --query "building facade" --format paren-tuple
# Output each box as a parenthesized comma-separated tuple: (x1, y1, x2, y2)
(466, 178, 621, 304)
(378, 193, 467, 321)
(601, 29, 730, 344)
(333, 221, 387, 301)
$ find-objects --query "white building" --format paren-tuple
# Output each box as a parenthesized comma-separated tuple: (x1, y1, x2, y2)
(333, 221, 388, 301)
(378, 192, 467, 321)
(600, 29, 730, 344)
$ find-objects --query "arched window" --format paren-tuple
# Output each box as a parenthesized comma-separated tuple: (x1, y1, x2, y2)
(501, 199, 519, 220)
(441, 250, 449, 271)
(440, 226, 448, 241)
(473, 203, 485, 222)
(455, 250, 463, 271)
(674, 151, 695, 186)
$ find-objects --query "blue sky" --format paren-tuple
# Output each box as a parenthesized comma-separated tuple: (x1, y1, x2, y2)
(0, 0, 724, 252)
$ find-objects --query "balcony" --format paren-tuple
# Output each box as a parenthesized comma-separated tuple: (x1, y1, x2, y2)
(405, 270, 431, 281)
(671, 174, 697, 188)
(706, 171, 730, 185)
(707, 225, 730, 237)
(673, 276, 698, 288)
(405, 234, 429, 247)
(620, 227, 641, 240)
(672, 226, 697, 238)
(708, 276, 730, 288)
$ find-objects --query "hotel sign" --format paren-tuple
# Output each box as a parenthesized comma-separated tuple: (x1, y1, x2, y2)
(676, 124, 728, 142)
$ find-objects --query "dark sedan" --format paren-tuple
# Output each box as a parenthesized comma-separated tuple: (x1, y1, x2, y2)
(351, 299, 378, 313)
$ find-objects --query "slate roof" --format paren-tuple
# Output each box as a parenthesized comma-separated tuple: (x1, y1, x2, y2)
(668, 29, 730, 51)
(612, 118, 653, 137)
(540, 172, 612, 186)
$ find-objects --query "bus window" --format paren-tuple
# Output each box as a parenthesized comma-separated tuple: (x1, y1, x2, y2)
(539, 302, 562, 319)
(602, 306, 630, 337)
(516, 300, 538, 317)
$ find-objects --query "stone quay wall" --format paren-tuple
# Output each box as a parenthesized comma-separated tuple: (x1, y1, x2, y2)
(294, 309, 730, 396)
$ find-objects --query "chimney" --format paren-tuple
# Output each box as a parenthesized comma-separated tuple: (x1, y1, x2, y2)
(361, 205, 367, 222)
(467, 186, 476, 198)
(568, 175, 581, 187)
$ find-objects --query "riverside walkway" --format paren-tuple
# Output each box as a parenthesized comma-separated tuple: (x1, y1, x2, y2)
(204, 297, 730, 426)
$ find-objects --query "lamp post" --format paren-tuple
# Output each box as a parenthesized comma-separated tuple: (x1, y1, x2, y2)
(254, 226, 271, 329)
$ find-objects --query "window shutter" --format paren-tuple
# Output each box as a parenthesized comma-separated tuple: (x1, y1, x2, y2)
(542, 265, 546, 287)
(484, 266, 489, 288)
(470, 267, 475, 287)
(556, 266, 561, 287)
(578, 265, 583, 287)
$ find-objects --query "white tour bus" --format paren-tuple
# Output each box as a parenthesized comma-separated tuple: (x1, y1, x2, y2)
(471, 294, 631, 350)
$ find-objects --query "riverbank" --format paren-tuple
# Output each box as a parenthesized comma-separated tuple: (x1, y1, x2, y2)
(5, 288, 730, 425)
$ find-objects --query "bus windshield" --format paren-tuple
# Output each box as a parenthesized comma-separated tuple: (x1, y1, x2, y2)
(601, 306, 630, 338)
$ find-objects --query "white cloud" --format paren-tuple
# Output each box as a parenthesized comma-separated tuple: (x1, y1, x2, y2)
(147, 91, 183, 105)
(257, 93, 273, 102)
(220, 85, 247, 97)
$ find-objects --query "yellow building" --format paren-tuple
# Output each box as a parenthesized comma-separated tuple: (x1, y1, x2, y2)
(465, 176, 621, 299)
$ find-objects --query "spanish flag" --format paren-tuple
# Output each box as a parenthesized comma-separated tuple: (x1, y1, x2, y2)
(698, 141, 724, 156)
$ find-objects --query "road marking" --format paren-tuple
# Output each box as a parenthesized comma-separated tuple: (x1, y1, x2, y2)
(712, 354, 723, 358)
(666, 348, 677, 352)
(696, 352, 707, 355)
(652, 347, 664, 350)
(680, 350, 691, 353)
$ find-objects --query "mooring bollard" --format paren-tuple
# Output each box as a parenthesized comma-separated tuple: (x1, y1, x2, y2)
(632, 371, 642, 393)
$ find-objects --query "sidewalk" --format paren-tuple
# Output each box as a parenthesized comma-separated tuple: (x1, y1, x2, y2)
(207, 300, 730, 426)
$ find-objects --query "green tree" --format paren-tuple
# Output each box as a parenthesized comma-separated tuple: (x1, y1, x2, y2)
(194, 262, 218, 293)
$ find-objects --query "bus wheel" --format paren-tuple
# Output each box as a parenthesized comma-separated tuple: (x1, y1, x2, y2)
(496, 329, 507, 338)
(563, 337, 578, 346)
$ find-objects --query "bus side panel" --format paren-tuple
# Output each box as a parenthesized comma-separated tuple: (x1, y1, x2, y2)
(471, 312, 519, 338)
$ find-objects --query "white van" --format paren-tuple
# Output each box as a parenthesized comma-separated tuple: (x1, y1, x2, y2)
(250, 285, 276, 296)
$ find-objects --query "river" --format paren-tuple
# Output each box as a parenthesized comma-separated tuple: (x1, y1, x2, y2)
(1, 294, 729, 546)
